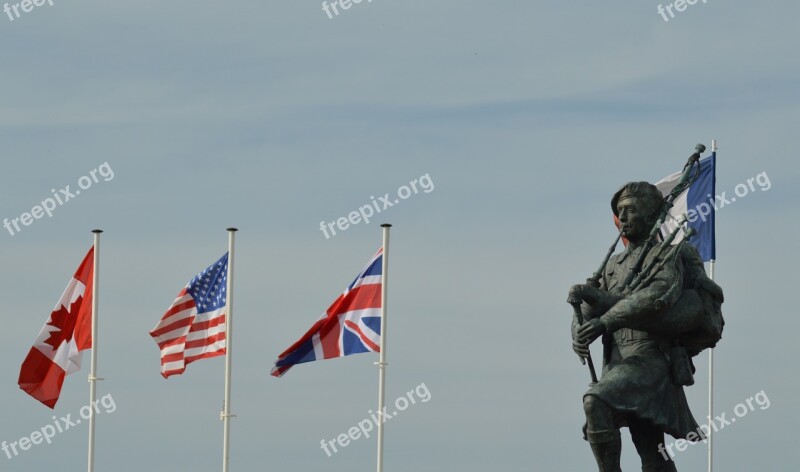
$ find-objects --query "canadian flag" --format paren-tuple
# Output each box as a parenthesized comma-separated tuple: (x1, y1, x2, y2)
(18, 248, 94, 409)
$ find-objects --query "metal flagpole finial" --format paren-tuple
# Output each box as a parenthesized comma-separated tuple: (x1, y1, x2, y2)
(381, 223, 392, 228)
(226, 227, 238, 232)
(92, 229, 103, 234)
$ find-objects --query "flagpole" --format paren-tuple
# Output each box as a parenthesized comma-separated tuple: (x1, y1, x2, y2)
(376, 224, 391, 472)
(707, 139, 717, 472)
(88, 229, 102, 472)
(222, 228, 237, 472)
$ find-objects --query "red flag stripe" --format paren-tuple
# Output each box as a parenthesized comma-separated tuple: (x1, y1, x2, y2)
(326, 284, 382, 316)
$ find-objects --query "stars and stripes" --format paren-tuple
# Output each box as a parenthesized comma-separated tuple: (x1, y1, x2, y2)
(271, 248, 383, 377)
(150, 253, 229, 378)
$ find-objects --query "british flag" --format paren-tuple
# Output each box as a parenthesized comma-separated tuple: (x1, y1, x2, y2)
(271, 248, 383, 377)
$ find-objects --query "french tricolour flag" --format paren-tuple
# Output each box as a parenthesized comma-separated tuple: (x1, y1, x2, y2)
(655, 152, 716, 262)
(271, 249, 383, 377)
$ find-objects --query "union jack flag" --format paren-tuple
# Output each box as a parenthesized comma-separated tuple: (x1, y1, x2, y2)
(271, 248, 383, 377)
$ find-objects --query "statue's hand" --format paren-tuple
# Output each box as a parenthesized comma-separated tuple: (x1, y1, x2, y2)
(572, 338, 590, 359)
(567, 284, 586, 305)
(577, 318, 607, 345)
(571, 318, 590, 359)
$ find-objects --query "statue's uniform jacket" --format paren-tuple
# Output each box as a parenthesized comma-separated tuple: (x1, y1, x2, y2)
(584, 243, 702, 440)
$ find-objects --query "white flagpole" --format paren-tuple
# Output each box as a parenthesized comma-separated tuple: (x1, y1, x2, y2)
(88, 229, 103, 472)
(707, 139, 717, 472)
(376, 224, 391, 472)
(222, 228, 237, 472)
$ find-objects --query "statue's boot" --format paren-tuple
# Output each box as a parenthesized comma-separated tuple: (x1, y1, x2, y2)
(629, 419, 678, 472)
(641, 459, 677, 472)
(587, 430, 622, 472)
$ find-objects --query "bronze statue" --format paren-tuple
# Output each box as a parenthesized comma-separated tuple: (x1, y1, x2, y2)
(568, 147, 724, 472)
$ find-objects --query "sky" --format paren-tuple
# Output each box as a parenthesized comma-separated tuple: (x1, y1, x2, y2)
(1, 1, 798, 471)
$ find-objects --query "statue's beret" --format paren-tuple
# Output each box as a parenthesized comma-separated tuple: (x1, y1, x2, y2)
(611, 181, 664, 216)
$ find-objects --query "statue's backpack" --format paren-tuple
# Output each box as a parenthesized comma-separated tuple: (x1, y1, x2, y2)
(679, 244, 725, 357)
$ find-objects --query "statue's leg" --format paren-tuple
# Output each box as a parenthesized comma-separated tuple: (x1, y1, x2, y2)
(629, 418, 677, 472)
(584, 395, 622, 472)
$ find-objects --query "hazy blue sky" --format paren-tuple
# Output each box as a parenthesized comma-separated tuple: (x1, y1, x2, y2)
(1, 1, 797, 470)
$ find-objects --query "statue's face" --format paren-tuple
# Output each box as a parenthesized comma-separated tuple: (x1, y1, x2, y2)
(616, 197, 653, 242)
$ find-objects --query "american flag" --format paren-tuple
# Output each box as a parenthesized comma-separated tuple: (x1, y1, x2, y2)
(150, 253, 229, 378)
(271, 248, 383, 377)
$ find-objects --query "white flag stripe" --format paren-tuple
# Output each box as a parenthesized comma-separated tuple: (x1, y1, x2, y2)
(341, 308, 381, 349)
(162, 361, 185, 373)
(191, 307, 226, 323)
(160, 337, 226, 362)
(160, 344, 186, 356)
(156, 319, 225, 348)
(159, 334, 226, 375)
(312, 333, 324, 360)
(184, 340, 226, 359)
(151, 308, 226, 345)
(349, 274, 381, 292)
(155, 295, 195, 326)
(343, 307, 382, 319)
(151, 322, 194, 346)
(186, 322, 225, 341)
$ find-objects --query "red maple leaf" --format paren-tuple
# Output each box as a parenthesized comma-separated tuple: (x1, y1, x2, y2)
(43, 296, 84, 351)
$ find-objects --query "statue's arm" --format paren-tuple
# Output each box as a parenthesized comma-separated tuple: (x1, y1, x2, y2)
(578, 261, 621, 320)
(599, 258, 683, 333)
(618, 245, 710, 334)
(614, 288, 703, 334)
